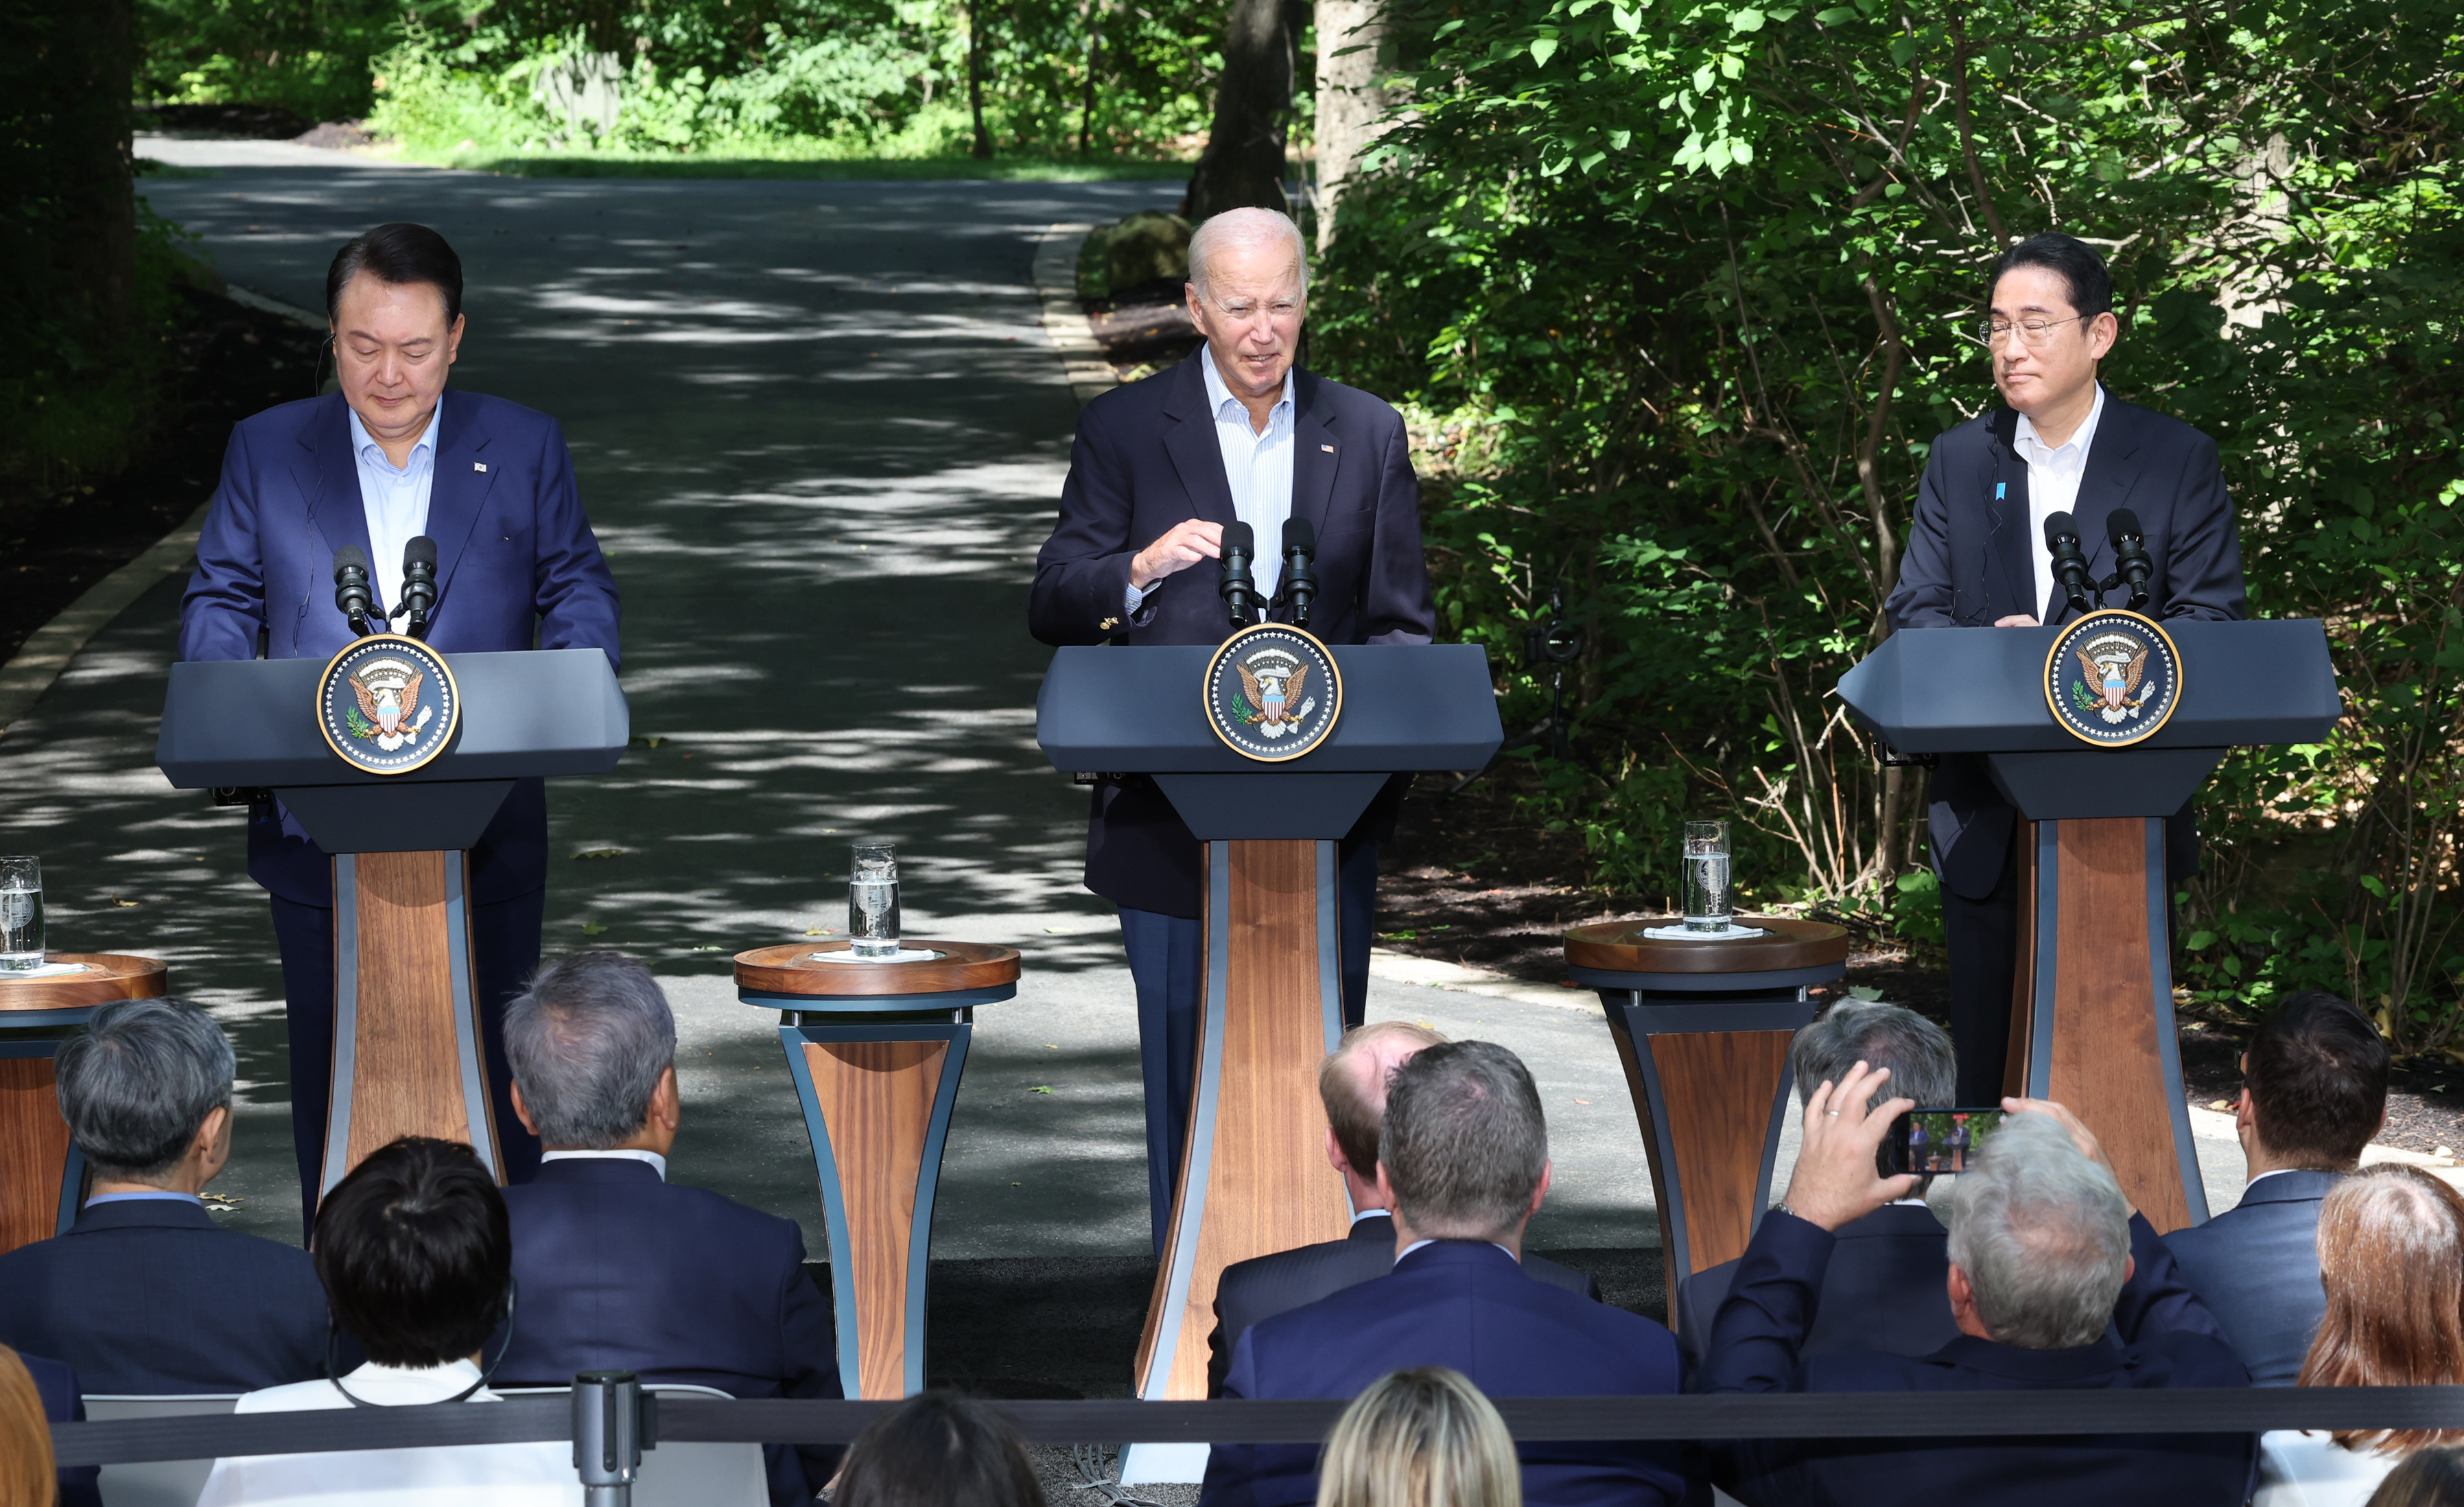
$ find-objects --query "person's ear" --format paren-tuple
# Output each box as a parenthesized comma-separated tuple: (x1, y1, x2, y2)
(1324, 1124, 1350, 1177)
(509, 1081, 539, 1138)
(1372, 1160, 1398, 1208)
(652, 1065, 680, 1131)
(1527, 1160, 1553, 1218)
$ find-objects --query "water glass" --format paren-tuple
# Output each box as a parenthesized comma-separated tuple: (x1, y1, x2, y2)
(0, 856, 43, 972)
(1682, 821, 1732, 933)
(848, 843, 900, 958)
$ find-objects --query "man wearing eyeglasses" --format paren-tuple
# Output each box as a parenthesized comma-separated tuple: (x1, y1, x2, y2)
(1884, 232, 2246, 1104)
(1030, 207, 1435, 1254)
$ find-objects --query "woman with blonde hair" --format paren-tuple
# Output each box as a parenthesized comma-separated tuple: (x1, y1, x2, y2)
(1316, 1366, 1521, 1507)
(2256, 1165, 2464, 1505)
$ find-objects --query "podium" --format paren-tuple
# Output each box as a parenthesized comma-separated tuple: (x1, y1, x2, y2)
(156, 647, 626, 1194)
(1838, 618, 2338, 1228)
(1037, 642, 1501, 1401)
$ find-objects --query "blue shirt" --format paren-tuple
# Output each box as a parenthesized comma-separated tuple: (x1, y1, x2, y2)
(347, 393, 441, 618)
(84, 1191, 203, 1207)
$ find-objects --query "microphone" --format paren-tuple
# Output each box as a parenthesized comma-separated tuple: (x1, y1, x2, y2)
(1277, 517, 1318, 629)
(2104, 508, 2153, 611)
(2043, 511, 2095, 618)
(1219, 521, 1261, 627)
(397, 535, 439, 640)
(332, 546, 375, 638)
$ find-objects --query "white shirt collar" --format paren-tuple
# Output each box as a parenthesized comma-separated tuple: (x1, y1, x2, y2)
(344, 393, 442, 474)
(329, 1358, 489, 1405)
(1350, 1207, 1392, 1226)
(541, 1148, 668, 1180)
(1397, 1237, 1521, 1263)
(1199, 346, 1294, 431)
(2013, 382, 2104, 468)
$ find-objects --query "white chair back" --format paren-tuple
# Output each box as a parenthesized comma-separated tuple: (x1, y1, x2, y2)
(80, 1396, 239, 1507)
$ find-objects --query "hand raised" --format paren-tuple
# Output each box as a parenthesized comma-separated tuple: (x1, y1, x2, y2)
(1777, 1060, 1917, 1232)
(1130, 519, 1223, 589)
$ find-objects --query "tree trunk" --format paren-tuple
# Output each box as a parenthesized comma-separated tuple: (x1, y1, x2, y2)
(1311, 0, 1391, 250)
(1077, 0, 1101, 156)
(966, 4, 993, 159)
(57, 0, 134, 347)
(1182, 0, 1291, 220)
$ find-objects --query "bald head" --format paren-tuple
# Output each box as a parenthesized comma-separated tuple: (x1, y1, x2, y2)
(1320, 1021, 1445, 1178)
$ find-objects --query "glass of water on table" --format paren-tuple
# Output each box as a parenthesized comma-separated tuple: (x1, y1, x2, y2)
(849, 843, 900, 958)
(1682, 821, 1732, 933)
(0, 856, 43, 972)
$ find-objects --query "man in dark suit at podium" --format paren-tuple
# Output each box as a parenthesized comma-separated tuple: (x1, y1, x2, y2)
(1883, 233, 2246, 1103)
(180, 223, 621, 1217)
(1029, 207, 1435, 1251)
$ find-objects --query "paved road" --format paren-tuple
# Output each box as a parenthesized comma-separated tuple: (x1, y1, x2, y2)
(0, 139, 1682, 1260)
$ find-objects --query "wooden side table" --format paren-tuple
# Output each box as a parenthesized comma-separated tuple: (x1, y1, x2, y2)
(1563, 918, 1846, 1328)
(0, 953, 170, 1254)
(733, 940, 1019, 1400)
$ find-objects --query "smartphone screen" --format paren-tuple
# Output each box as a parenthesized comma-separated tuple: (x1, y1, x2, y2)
(1884, 1108, 2008, 1176)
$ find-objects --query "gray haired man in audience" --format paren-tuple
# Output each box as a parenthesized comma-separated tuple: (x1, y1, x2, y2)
(0, 998, 329, 1393)
(490, 951, 840, 1507)
(1676, 999, 1962, 1366)
(1703, 1067, 2252, 1506)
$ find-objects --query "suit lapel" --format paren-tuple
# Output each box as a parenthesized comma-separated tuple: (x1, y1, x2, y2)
(1289, 369, 1337, 541)
(423, 392, 499, 607)
(2066, 388, 2142, 606)
(1984, 410, 2037, 621)
(301, 393, 376, 610)
(1160, 350, 1239, 527)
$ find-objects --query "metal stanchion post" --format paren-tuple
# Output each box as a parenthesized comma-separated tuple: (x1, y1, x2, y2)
(573, 1370, 650, 1506)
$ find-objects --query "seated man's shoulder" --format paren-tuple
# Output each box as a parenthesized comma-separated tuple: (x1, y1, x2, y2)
(514, 1173, 801, 1251)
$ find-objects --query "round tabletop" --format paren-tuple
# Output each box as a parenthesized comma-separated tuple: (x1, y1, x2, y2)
(1562, 917, 1849, 977)
(734, 940, 1022, 1000)
(0, 953, 171, 1015)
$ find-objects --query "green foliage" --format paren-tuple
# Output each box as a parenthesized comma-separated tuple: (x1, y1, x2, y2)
(138, 0, 406, 119)
(1315, 0, 2464, 1038)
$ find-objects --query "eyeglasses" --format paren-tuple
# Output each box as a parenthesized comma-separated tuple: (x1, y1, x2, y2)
(1979, 314, 2093, 347)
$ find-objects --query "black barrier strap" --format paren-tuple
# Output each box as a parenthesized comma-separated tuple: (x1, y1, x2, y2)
(54, 1389, 2464, 1469)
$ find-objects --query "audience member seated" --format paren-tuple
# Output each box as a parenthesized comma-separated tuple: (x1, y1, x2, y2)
(830, 1390, 1045, 1507)
(2168, 991, 2389, 1385)
(2369, 1448, 2464, 1507)
(0, 998, 329, 1393)
(1702, 1066, 2252, 1507)
(1210, 1023, 1598, 1394)
(5, 1344, 102, 1507)
(1676, 1000, 1960, 1370)
(489, 952, 841, 1506)
(2255, 1166, 2464, 1506)
(1317, 1366, 1521, 1507)
(1202, 1040, 1687, 1507)
(198, 1137, 575, 1506)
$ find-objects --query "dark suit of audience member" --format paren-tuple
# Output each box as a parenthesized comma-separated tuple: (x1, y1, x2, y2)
(1677, 1201, 1957, 1375)
(1208, 1211, 1602, 1396)
(2166, 1169, 2338, 1388)
(493, 951, 843, 1506)
(1882, 235, 2245, 1103)
(1706, 1100, 2251, 1507)
(1029, 210, 1435, 1252)
(20, 1348, 103, 1507)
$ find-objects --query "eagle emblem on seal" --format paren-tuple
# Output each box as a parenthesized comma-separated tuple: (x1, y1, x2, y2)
(344, 657, 434, 751)
(2070, 633, 2159, 724)
(1236, 656, 1314, 736)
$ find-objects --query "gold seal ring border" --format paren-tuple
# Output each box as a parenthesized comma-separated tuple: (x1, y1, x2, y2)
(1201, 623, 1345, 764)
(315, 633, 463, 776)
(2041, 608, 2183, 750)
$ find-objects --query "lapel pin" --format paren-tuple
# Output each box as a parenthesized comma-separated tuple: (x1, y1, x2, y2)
(473, 461, 489, 473)
(1320, 443, 1335, 453)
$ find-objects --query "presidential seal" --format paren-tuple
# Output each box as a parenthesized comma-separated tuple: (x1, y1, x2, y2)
(1204, 624, 1343, 762)
(316, 634, 460, 775)
(2044, 609, 2182, 748)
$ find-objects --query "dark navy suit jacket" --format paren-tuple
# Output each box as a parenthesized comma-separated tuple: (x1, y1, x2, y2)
(494, 1158, 842, 1506)
(1029, 350, 1435, 916)
(1676, 1202, 1957, 1375)
(178, 389, 622, 907)
(1207, 1212, 1602, 1396)
(20, 1349, 102, 1507)
(2163, 1168, 2339, 1386)
(0, 1199, 329, 1394)
(1881, 391, 2245, 898)
(1201, 1240, 1688, 1507)
(1704, 1208, 2254, 1507)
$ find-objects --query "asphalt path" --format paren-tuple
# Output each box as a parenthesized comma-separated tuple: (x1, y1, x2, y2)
(0, 139, 1680, 1263)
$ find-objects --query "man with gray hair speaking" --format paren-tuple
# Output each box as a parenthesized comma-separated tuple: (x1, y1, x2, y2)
(490, 952, 841, 1506)
(1030, 206, 1435, 1256)
(1703, 1063, 2253, 1506)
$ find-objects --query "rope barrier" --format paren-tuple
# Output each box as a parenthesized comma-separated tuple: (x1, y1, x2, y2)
(50, 1386, 2464, 1469)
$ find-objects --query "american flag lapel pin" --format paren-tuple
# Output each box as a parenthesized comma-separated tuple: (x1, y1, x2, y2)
(474, 461, 489, 473)
(1320, 443, 1335, 453)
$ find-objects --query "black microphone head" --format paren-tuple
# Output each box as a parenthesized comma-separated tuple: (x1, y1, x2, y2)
(403, 535, 438, 570)
(2107, 507, 2144, 542)
(1221, 522, 1255, 556)
(2043, 511, 2079, 546)
(333, 546, 369, 577)
(1282, 517, 1315, 554)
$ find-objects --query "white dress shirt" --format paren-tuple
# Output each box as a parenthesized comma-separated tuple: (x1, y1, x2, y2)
(347, 395, 442, 619)
(2016, 382, 2104, 620)
(197, 1359, 580, 1506)
(2251, 1431, 2398, 1507)
(539, 1147, 668, 1180)
(1125, 350, 1298, 617)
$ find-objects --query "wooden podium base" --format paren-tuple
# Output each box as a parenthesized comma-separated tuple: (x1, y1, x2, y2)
(2007, 818, 2204, 1231)
(0, 954, 169, 1254)
(320, 851, 504, 1198)
(1136, 839, 1352, 1401)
